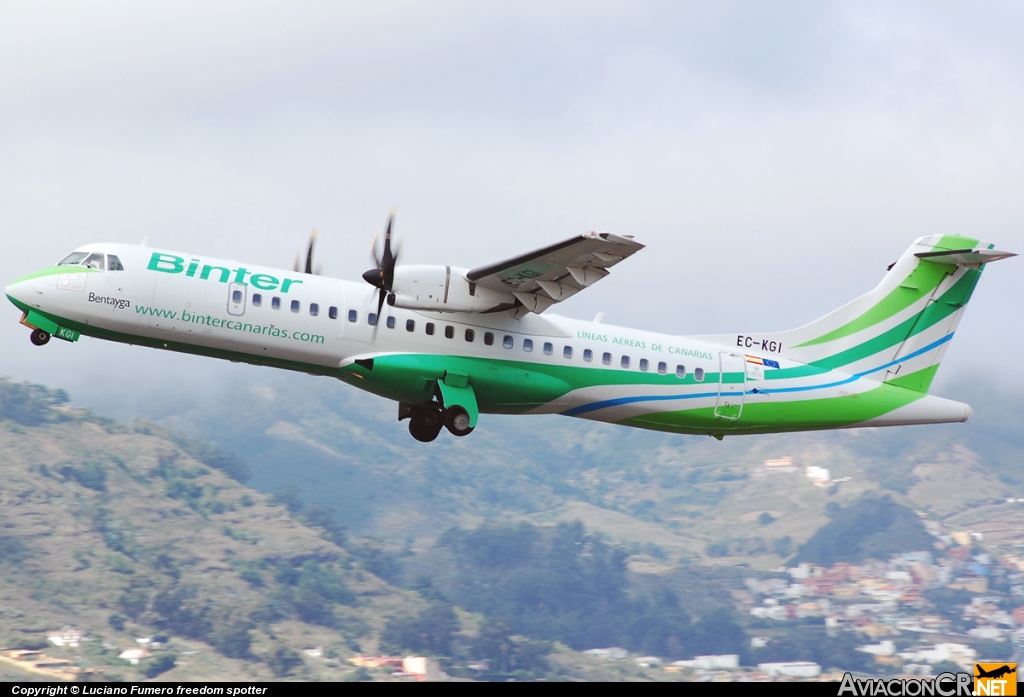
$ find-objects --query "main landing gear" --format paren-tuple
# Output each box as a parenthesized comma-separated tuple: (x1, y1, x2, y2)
(400, 403, 475, 442)
(29, 329, 50, 346)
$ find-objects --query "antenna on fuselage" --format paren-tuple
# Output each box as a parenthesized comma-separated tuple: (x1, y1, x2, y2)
(593, 312, 604, 324)
(140, 236, 151, 247)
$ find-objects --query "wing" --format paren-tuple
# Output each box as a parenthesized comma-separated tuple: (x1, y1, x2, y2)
(466, 231, 644, 315)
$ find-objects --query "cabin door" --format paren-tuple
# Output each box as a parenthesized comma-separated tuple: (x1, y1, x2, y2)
(715, 351, 745, 420)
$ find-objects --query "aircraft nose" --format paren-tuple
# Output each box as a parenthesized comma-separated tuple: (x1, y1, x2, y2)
(5, 278, 30, 306)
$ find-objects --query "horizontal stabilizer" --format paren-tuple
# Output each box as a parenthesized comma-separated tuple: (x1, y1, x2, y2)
(915, 248, 1016, 268)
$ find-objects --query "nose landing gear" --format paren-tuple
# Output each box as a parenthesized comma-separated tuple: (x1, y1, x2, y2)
(444, 407, 474, 437)
(30, 329, 51, 346)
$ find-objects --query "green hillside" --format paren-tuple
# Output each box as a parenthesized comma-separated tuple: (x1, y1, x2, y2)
(0, 380, 427, 681)
(0, 379, 748, 681)
(790, 495, 933, 566)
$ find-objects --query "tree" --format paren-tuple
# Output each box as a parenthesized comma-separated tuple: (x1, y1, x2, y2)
(266, 646, 302, 677)
(143, 653, 176, 679)
(271, 484, 303, 514)
(380, 603, 459, 657)
(208, 616, 253, 659)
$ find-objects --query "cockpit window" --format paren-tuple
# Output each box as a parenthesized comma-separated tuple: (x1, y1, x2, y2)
(83, 253, 105, 270)
(107, 255, 124, 271)
(57, 252, 89, 266)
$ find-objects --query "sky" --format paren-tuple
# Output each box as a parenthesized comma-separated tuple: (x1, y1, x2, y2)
(1, 1, 1022, 405)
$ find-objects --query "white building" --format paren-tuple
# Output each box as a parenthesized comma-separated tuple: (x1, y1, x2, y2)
(805, 466, 831, 484)
(119, 648, 152, 665)
(402, 656, 443, 679)
(758, 661, 822, 678)
(896, 643, 976, 666)
(47, 631, 83, 648)
(857, 640, 896, 656)
(672, 655, 740, 670)
(583, 647, 628, 660)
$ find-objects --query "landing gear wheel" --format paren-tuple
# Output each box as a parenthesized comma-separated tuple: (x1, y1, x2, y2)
(444, 407, 474, 437)
(409, 407, 443, 443)
(30, 329, 50, 346)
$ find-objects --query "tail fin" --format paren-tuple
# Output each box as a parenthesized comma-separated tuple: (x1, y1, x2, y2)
(699, 235, 1015, 392)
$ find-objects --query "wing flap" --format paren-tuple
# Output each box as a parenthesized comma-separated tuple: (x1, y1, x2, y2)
(467, 231, 643, 314)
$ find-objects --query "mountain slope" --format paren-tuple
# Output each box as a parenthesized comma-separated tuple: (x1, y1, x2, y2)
(0, 382, 428, 681)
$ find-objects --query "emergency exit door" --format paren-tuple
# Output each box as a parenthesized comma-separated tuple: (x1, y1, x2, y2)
(227, 282, 247, 316)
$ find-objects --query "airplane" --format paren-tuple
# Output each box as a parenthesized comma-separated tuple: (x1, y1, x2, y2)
(975, 665, 1016, 680)
(4, 216, 1015, 443)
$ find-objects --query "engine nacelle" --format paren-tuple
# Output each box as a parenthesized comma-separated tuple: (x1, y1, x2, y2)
(389, 265, 515, 313)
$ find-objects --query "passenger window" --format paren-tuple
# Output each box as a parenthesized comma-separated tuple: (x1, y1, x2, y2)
(232, 290, 243, 303)
(329, 306, 338, 319)
(426, 323, 435, 336)
(602, 352, 612, 365)
(253, 294, 262, 307)
(694, 367, 705, 382)
(387, 316, 396, 329)
(583, 349, 593, 362)
(272, 297, 281, 310)
(57, 252, 89, 266)
(484, 332, 494, 346)
(107, 255, 124, 271)
(465, 329, 475, 342)
(503, 335, 513, 349)
(310, 303, 319, 317)
(291, 300, 300, 313)
(658, 361, 667, 375)
(523, 339, 534, 352)
(406, 319, 416, 332)
(84, 253, 105, 270)
(621, 355, 631, 369)
(368, 313, 377, 326)
(563, 346, 573, 359)
(676, 365, 686, 379)
(348, 309, 358, 322)
(639, 358, 649, 372)
(543, 342, 553, 355)
(444, 325, 454, 339)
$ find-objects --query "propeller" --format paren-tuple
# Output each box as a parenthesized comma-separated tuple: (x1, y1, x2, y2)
(293, 228, 324, 275)
(362, 209, 401, 329)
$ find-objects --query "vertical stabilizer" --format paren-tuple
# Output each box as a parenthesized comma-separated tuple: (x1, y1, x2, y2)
(696, 235, 1015, 392)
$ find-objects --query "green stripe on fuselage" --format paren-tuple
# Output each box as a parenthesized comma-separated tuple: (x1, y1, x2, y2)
(10, 265, 102, 284)
(620, 370, 930, 436)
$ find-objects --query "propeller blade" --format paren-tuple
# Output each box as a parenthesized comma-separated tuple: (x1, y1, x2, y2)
(305, 228, 318, 275)
(369, 229, 380, 268)
(362, 208, 401, 295)
(381, 211, 395, 291)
